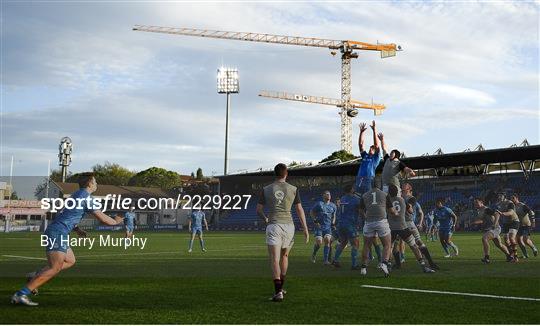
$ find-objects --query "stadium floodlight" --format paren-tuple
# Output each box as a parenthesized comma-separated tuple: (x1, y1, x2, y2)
(217, 67, 239, 175)
(58, 136, 73, 182)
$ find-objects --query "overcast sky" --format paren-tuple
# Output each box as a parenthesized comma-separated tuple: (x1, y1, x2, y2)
(2, 1, 538, 177)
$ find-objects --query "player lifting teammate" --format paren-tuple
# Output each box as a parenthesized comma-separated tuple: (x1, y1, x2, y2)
(11, 173, 124, 306)
(387, 184, 435, 273)
(256, 163, 309, 302)
(358, 180, 393, 277)
(401, 183, 439, 270)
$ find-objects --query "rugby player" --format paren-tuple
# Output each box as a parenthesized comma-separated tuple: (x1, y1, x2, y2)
(188, 208, 208, 253)
(494, 193, 519, 261)
(471, 197, 512, 263)
(510, 194, 538, 258)
(11, 173, 124, 306)
(332, 184, 361, 269)
(124, 207, 136, 238)
(424, 210, 436, 241)
(310, 190, 337, 265)
(256, 163, 309, 302)
(401, 184, 439, 269)
(381, 146, 416, 195)
(433, 198, 459, 258)
(356, 121, 381, 195)
(358, 181, 392, 277)
(387, 185, 435, 273)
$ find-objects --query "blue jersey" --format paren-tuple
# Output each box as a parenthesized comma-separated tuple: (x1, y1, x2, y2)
(433, 206, 455, 230)
(48, 189, 97, 233)
(124, 212, 136, 227)
(311, 201, 337, 228)
(191, 211, 205, 228)
(338, 194, 360, 227)
(357, 151, 382, 178)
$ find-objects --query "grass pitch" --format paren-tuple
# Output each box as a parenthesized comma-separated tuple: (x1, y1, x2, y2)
(1, 231, 539, 324)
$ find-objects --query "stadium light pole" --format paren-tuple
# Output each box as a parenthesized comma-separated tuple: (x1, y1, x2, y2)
(58, 137, 73, 182)
(217, 67, 239, 175)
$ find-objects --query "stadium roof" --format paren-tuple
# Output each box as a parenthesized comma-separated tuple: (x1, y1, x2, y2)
(218, 144, 540, 179)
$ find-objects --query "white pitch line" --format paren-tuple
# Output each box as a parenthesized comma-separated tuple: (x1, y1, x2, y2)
(2, 255, 47, 261)
(361, 285, 540, 302)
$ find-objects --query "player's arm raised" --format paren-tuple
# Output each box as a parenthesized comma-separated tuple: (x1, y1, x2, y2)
(377, 132, 388, 156)
(91, 211, 123, 226)
(358, 122, 367, 153)
(370, 120, 379, 150)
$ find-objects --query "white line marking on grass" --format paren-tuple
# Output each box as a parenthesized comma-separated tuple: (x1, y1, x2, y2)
(361, 285, 540, 302)
(2, 255, 47, 261)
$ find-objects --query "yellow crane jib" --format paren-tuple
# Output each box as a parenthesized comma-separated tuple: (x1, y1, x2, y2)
(134, 24, 400, 153)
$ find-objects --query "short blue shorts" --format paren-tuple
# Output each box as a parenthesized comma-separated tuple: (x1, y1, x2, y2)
(192, 226, 203, 235)
(126, 224, 134, 232)
(44, 226, 69, 253)
(337, 224, 359, 240)
(314, 226, 332, 238)
(439, 229, 453, 238)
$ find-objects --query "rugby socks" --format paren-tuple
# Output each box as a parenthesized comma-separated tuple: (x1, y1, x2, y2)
(374, 244, 382, 263)
(392, 251, 401, 268)
(351, 247, 359, 267)
(442, 243, 450, 255)
(312, 243, 321, 257)
(323, 246, 330, 263)
(188, 239, 194, 250)
(448, 242, 459, 254)
(419, 246, 435, 266)
(16, 287, 31, 296)
(328, 246, 333, 262)
(519, 243, 528, 258)
(273, 279, 283, 294)
(334, 244, 344, 262)
(199, 239, 205, 250)
(368, 248, 374, 260)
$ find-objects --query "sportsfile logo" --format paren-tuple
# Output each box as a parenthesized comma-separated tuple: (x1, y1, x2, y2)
(40, 194, 252, 213)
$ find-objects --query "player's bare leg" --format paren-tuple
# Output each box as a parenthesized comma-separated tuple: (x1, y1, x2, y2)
(379, 234, 392, 277)
(268, 245, 284, 301)
(323, 235, 332, 265)
(360, 236, 374, 275)
(279, 247, 291, 295)
(523, 235, 538, 256)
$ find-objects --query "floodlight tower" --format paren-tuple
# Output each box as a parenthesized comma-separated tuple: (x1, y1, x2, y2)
(217, 67, 239, 175)
(58, 137, 73, 182)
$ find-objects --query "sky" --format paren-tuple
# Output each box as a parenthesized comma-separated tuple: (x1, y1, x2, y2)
(1, 1, 539, 178)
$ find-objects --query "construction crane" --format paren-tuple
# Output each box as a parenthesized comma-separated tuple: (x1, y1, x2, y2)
(258, 90, 386, 116)
(133, 25, 401, 153)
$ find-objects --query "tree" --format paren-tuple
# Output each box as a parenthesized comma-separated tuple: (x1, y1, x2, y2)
(128, 167, 182, 191)
(91, 161, 136, 186)
(190, 172, 195, 178)
(34, 169, 71, 197)
(196, 168, 203, 180)
(320, 150, 357, 164)
(10, 191, 18, 200)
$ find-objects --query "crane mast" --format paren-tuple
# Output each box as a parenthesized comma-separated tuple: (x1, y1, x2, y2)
(133, 25, 400, 153)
